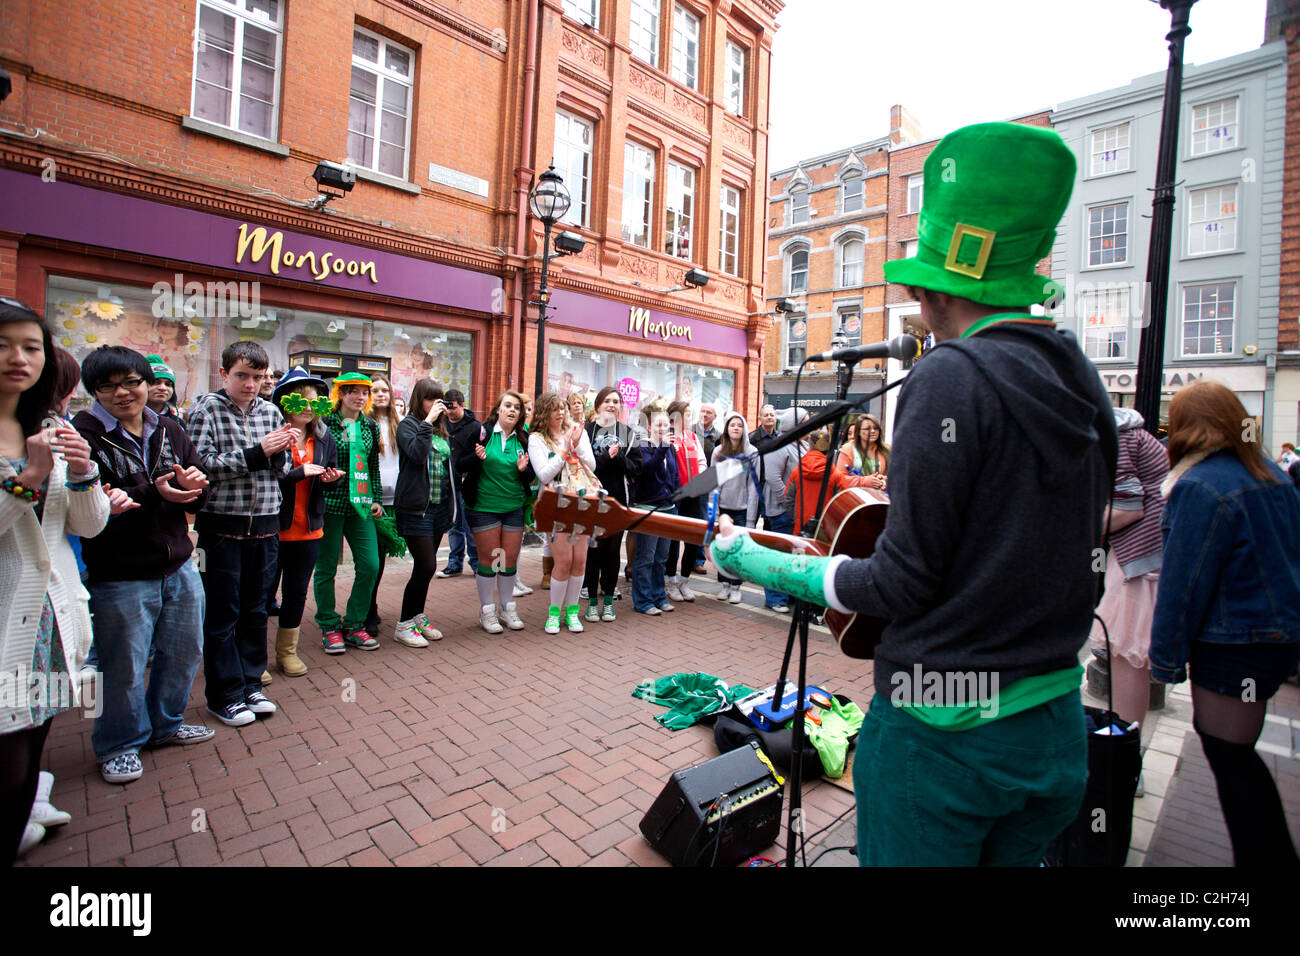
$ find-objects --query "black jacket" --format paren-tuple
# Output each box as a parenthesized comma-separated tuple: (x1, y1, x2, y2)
(394, 416, 460, 523)
(586, 420, 641, 506)
(278, 423, 344, 534)
(453, 419, 536, 511)
(446, 410, 480, 491)
(749, 425, 779, 448)
(830, 322, 1118, 696)
(72, 409, 209, 582)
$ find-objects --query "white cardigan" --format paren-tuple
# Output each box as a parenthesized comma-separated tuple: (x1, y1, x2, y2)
(0, 455, 109, 733)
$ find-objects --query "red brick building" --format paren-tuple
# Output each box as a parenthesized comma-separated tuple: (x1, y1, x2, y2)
(0, 0, 780, 423)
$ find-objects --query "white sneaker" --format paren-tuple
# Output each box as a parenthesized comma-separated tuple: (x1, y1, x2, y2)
(512, 580, 533, 597)
(579, 586, 589, 600)
(728, 584, 743, 604)
(500, 602, 525, 630)
(30, 771, 71, 828)
(394, 620, 430, 648)
(714, 584, 731, 600)
(414, 613, 443, 642)
(678, 580, 696, 602)
(17, 822, 45, 856)
(480, 604, 504, 634)
(666, 579, 684, 602)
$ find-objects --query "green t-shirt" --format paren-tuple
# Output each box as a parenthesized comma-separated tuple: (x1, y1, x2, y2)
(474, 428, 528, 513)
(899, 665, 1083, 731)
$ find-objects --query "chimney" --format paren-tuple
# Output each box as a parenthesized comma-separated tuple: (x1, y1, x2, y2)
(889, 104, 923, 147)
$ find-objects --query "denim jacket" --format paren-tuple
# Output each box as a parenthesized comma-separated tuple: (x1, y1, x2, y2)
(1149, 450, 1300, 683)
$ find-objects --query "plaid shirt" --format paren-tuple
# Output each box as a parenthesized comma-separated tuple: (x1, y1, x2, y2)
(322, 411, 381, 517)
(427, 435, 449, 506)
(187, 390, 290, 534)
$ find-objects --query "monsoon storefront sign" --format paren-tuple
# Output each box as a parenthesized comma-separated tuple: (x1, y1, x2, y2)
(0, 168, 501, 314)
(549, 289, 747, 357)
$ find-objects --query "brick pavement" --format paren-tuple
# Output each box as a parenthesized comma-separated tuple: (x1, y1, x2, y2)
(22, 544, 1298, 867)
(19, 548, 868, 867)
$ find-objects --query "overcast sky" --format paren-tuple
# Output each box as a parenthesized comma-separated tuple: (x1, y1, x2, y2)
(768, 0, 1272, 170)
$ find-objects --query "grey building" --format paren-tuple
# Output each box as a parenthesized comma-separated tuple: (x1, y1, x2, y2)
(1050, 40, 1286, 438)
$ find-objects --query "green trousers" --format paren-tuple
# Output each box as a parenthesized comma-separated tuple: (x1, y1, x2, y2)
(853, 690, 1087, 866)
(313, 510, 380, 632)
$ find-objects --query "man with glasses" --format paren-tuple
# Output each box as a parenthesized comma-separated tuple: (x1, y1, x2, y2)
(72, 346, 216, 784)
(437, 390, 479, 577)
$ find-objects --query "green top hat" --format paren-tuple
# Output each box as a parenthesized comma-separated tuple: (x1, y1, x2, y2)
(333, 372, 372, 386)
(883, 122, 1076, 306)
(144, 353, 175, 385)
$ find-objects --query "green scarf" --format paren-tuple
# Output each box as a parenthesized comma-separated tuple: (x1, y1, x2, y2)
(345, 418, 372, 519)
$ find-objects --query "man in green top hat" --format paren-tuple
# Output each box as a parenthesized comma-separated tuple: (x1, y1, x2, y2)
(710, 122, 1118, 865)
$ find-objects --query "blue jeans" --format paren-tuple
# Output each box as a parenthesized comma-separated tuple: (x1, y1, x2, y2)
(446, 490, 478, 571)
(760, 511, 794, 607)
(632, 505, 676, 611)
(200, 533, 278, 709)
(89, 563, 205, 761)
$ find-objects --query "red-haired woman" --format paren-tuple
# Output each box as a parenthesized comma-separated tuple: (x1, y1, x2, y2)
(1150, 381, 1300, 866)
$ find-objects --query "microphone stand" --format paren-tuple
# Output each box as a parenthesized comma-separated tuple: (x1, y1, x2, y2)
(774, 350, 863, 867)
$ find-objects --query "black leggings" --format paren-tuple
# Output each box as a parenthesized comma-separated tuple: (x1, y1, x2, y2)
(400, 533, 445, 622)
(666, 496, 702, 577)
(2, 719, 52, 866)
(277, 538, 322, 629)
(584, 530, 625, 599)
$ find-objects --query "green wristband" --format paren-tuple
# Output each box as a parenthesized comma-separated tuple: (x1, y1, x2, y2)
(708, 532, 832, 607)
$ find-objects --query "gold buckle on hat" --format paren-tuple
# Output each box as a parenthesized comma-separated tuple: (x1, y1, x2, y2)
(944, 223, 996, 279)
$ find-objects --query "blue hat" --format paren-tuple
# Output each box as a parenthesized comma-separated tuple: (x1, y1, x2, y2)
(272, 366, 328, 404)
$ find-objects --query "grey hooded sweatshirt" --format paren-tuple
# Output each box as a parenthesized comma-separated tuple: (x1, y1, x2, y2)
(830, 321, 1117, 696)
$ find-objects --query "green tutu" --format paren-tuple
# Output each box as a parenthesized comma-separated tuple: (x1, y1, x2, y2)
(375, 505, 408, 558)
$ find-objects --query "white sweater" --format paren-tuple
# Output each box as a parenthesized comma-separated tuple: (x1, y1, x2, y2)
(0, 455, 109, 733)
(528, 430, 597, 489)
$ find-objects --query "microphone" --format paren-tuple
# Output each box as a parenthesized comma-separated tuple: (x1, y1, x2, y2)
(806, 333, 921, 365)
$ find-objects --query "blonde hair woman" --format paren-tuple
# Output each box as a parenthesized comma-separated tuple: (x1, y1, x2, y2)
(529, 392, 598, 633)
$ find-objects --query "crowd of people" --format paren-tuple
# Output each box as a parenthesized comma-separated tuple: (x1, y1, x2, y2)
(0, 294, 896, 865)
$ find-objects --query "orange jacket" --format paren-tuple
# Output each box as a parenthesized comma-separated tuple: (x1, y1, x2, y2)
(784, 450, 874, 533)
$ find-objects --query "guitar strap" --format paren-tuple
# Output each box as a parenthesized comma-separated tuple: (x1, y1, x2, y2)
(701, 489, 721, 549)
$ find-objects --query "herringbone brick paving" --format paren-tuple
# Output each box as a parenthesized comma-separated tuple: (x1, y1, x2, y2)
(20, 549, 865, 867)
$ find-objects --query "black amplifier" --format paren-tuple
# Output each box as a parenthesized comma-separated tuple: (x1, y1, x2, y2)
(639, 741, 784, 867)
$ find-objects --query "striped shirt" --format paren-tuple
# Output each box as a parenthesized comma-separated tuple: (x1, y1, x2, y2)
(1110, 421, 1169, 578)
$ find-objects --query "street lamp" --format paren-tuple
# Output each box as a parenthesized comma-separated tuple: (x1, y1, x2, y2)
(1134, 0, 1199, 435)
(529, 164, 572, 398)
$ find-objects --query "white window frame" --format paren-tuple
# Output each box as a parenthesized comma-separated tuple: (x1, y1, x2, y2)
(785, 315, 807, 368)
(1190, 97, 1239, 157)
(1085, 201, 1129, 268)
(725, 40, 746, 116)
(347, 26, 415, 180)
(1181, 282, 1236, 357)
(786, 244, 809, 295)
(790, 188, 809, 225)
(905, 174, 923, 214)
(562, 0, 599, 28)
(837, 235, 864, 288)
(902, 239, 919, 259)
(670, 5, 700, 90)
(1187, 183, 1238, 256)
(1090, 122, 1131, 176)
(622, 141, 655, 248)
(191, 0, 284, 141)
(554, 110, 593, 228)
(719, 185, 741, 276)
(841, 173, 864, 214)
(836, 305, 863, 346)
(664, 161, 695, 259)
(1080, 286, 1132, 361)
(630, 0, 661, 67)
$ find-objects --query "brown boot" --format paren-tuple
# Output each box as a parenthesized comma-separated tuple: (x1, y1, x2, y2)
(261, 671, 273, 685)
(275, 627, 307, 677)
(540, 555, 554, 590)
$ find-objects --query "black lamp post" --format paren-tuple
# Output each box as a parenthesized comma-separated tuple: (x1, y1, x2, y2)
(528, 164, 571, 399)
(1134, 0, 1198, 435)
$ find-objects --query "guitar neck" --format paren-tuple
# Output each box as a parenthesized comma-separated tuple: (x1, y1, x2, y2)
(626, 507, 827, 557)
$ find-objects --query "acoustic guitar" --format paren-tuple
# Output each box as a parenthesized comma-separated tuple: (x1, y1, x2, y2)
(532, 486, 891, 659)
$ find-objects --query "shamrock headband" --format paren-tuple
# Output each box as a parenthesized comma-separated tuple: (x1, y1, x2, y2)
(280, 392, 333, 416)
